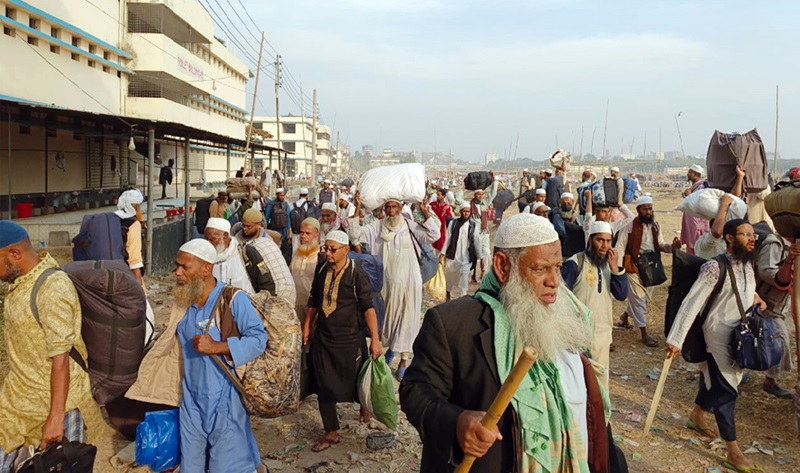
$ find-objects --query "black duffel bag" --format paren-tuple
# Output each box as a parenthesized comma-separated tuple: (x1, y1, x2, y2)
(464, 171, 494, 191)
(634, 251, 667, 287)
(491, 189, 514, 211)
(17, 440, 97, 473)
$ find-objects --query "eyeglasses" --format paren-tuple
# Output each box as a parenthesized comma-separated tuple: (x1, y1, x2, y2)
(323, 245, 346, 253)
(736, 232, 756, 239)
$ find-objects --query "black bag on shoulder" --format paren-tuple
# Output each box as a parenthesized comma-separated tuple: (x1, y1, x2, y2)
(681, 255, 728, 363)
(634, 251, 667, 287)
(16, 439, 97, 473)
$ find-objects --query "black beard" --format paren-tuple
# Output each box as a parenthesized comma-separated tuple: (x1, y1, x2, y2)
(0, 257, 21, 283)
(586, 246, 608, 268)
(731, 241, 757, 264)
(639, 214, 654, 225)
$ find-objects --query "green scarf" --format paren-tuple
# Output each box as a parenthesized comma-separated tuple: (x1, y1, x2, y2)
(475, 269, 607, 473)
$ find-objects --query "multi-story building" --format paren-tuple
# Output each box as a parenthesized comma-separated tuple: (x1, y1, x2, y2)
(0, 0, 263, 218)
(253, 115, 341, 176)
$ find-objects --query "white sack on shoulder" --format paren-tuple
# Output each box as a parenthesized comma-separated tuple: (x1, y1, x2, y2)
(676, 188, 747, 221)
(358, 163, 426, 210)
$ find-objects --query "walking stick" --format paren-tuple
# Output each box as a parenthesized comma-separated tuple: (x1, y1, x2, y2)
(643, 354, 674, 435)
(455, 347, 538, 473)
(791, 254, 800, 442)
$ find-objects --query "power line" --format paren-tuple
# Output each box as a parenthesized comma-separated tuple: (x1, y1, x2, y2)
(235, 0, 281, 58)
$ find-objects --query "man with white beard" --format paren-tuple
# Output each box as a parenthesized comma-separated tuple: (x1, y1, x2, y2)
(291, 218, 322, 324)
(401, 213, 614, 473)
(440, 203, 482, 300)
(204, 217, 281, 297)
(319, 202, 345, 248)
(357, 195, 441, 380)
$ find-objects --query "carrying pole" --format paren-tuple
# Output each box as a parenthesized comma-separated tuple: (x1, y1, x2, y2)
(146, 127, 155, 274)
(244, 32, 265, 174)
(644, 355, 674, 435)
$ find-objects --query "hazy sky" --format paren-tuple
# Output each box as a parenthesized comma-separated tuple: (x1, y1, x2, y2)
(225, 0, 800, 162)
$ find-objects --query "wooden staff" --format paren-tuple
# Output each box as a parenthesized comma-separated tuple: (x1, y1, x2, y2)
(455, 347, 538, 473)
(643, 354, 674, 435)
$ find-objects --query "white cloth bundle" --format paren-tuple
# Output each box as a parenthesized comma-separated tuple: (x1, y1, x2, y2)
(357, 163, 426, 210)
(676, 188, 747, 221)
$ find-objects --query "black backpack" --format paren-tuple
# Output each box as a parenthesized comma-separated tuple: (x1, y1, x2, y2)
(268, 201, 289, 230)
(194, 195, 216, 233)
(290, 201, 316, 234)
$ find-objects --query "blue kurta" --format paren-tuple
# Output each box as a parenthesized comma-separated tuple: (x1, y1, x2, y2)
(177, 280, 268, 473)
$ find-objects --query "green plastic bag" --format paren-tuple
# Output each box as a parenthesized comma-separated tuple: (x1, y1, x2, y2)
(357, 355, 398, 430)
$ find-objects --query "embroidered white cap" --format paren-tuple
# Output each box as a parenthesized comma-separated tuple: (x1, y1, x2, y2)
(589, 221, 613, 236)
(689, 164, 704, 175)
(179, 238, 217, 264)
(205, 217, 231, 233)
(494, 213, 559, 249)
(636, 195, 654, 207)
(535, 188, 546, 196)
(326, 230, 349, 246)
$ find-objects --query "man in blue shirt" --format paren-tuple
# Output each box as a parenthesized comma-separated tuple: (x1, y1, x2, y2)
(174, 239, 268, 473)
(265, 188, 293, 264)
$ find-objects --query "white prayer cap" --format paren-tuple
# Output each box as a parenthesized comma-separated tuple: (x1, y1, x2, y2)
(541, 169, 547, 173)
(474, 189, 485, 194)
(321, 202, 337, 212)
(636, 195, 654, 207)
(589, 221, 613, 237)
(535, 188, 546, 196)
(179, 238, 217, 264)
(326, 230, 349, 246)
(609, 166, 620, 173)
(689, 164, 704, 175)
(494, 213, 559, 249)
(205, 217, 231, 233)
(276, 188, 285, 194)
(530, 202, 548, 213)
(299, 187, 309, 195)
(339, 193, 351, 202)
(523, 168, 529, 172)
(560, 192, 574, 200)
(543, 169, 552, 175)
(323, 179, 332, 184)
(458, 202, 471, 213)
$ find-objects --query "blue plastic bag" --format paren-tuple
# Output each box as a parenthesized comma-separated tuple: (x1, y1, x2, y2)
(136, 409, 181, 472)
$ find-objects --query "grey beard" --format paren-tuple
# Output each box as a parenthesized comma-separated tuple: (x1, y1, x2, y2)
(0, 257, 21, 283)
(499, 270, 592, 363)
(320, 222, 332, 233)
(173, 275, 205, 307)
(384, 214, 403, 230)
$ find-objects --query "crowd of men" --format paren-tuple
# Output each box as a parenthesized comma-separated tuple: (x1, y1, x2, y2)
(0, 162, 798, 473)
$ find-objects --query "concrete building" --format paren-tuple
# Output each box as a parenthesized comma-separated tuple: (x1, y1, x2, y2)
(485, 153, 498, 165)
(0, 0, 278, 219)
(253, 115, 342, 177)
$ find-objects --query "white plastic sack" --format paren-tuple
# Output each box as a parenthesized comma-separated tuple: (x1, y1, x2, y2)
(550, 149, 571, 170)
(676, 188, 747, 221)
(358, 163, 426, 210)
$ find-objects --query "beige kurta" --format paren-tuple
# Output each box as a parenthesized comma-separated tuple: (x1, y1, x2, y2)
(290, 249, 319, 324)
(0, 254, 106, 452)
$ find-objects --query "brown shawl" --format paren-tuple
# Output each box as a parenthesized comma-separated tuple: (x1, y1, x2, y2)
(623, 217, 659, 274)
(470, 198, 489, 231)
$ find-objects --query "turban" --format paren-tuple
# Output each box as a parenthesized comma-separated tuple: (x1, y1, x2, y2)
(589, 221, 613, 237)
(242, 208, 263, 224)
(114, 189, 144, 219)
(326, 230, 349, 246)
(0, 220, 28, 248)
(636, 195, 653, 207)
(494, 213, 558, 249)
(301, 217, 320, 231)
(206, 217, 231, 233)
(179, 238, 217, 264)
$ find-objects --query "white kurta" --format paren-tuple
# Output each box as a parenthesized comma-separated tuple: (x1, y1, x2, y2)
(290, 250, 319, 323)
(582, 205, 635, 245)
(213, 239, 255, 293)
(616, 221, 670, 328)
(442, 219, 483, 298)
(666, 255, 754, 389)
(360, 216, 441, 353)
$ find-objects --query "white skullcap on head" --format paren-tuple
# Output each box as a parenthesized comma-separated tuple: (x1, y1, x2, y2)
(299, 187, 309, 195)
(179, 238, 217, 264)
(530, 202, 548, 213)
(610, 166, 620, 173)
(323, 179, 331, 184)
(523, 168, 529, 172)
(636, 195, 654, 207)
(276, 188, 285, 194)
(543, 169, 552, 174)
(326, 230, 349, 246)
(339, 193, 351, 201)
(689, 164, 704, 175)
(560, 192, 574, 200)
(321, 202, 337, 212)
(458, 202, 471, 213)
(205, 217, 231, 233)
(494, 213, 559, 249)
(535, 188, 546, 195)
(589, 221, 613, 236)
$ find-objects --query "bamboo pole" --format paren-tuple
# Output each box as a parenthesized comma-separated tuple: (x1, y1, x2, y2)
(455, 347, 538, 473)
(243, 32, 265, 173)
(644, 355, 673, 435)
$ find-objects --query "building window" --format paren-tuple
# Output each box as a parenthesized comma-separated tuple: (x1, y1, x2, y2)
(46, 128, 56, 138)
(103, 51, 110, 60)
(88, 60, 96, 68)
(282, 123, 296, 134)
(5, 7, 16, 20)
(27, 35, 37, 46)
(89, 44, 96, 54)
(103, 65, 110, 73)
(19, 125, 31, 135)
(72, 36, 80, 48)
(284, 142, 296, 152)
(3, 26, 13, 37)
(50, 45, 60, 54)
(50, 27, 60, 39)
(71, 52, 79, 61)
(29, 18, 40, 30)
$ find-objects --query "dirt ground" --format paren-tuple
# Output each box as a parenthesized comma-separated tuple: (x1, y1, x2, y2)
(2, 186, 799, 472)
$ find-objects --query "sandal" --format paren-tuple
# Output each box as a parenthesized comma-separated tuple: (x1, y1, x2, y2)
(722, 460, 762, 472)
(642, 336, 659, 347)
(614, 320, 633, 330)
(312, 434, 341, 453)
(686, 419, 718, 439)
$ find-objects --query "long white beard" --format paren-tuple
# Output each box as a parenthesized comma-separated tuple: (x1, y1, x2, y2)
(215, 238, 239, 263)
(500, 270, 592, 363)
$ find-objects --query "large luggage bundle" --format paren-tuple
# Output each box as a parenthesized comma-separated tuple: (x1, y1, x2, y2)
(358, 163, 426, 210)
(549, 149, 571, 170)
(212, 288, 302, 418)
(561, 221, 585, 258)
(463, 171, 494, 191)
(349, 252, 386, 335)
(587, 178, 620, 208)
(72, 212, 125, 262)
(577, 181, 593, 214)
(33, 260, 147, 405)
(706, 129, 769, 194)
(621, 176, 638, 203)
(676, 188, 747, 221)
(226, 177, 266, 200)
(194, 195, 216, 234)
(764, 179, 800, 239)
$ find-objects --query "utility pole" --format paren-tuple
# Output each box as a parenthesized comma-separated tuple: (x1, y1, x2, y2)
(602, 99, 609, 160)
(590, 128, 596, 158)
(674, 112, 686, 160)
(244, 32, 265, 173)
(275, 54, 283, 175)
(579, 126, 584, 160)
(312, 89, 318, 180)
